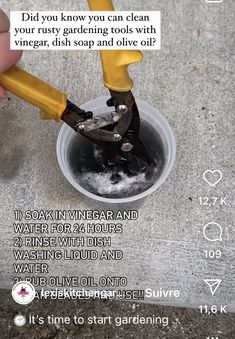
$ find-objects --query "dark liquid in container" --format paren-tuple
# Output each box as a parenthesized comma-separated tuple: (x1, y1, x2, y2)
(68, 120, 165, 198)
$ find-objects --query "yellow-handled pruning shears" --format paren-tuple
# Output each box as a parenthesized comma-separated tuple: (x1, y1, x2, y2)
(0, 0, 152, 163)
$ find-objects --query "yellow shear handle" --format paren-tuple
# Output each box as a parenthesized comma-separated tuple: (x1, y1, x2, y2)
(0, 66, 67, 121)
(87, 0, 143, 92)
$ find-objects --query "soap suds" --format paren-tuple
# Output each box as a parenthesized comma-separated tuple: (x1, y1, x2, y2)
(78, 171, 149, 196)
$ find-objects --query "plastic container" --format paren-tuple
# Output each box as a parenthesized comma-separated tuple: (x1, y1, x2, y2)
(56, 97, 176, 208)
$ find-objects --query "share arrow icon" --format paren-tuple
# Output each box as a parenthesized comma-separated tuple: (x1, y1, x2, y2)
(204, 279, 222, 295)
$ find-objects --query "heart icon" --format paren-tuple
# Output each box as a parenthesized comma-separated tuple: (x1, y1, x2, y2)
(203, 170, 222, 187)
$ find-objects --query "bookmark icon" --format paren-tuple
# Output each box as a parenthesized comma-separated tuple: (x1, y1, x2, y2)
(204, 279, 222, 295)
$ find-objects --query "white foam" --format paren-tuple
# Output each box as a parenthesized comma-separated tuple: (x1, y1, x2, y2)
(78, 171, 148, 196)
(75, 143, 159, 197)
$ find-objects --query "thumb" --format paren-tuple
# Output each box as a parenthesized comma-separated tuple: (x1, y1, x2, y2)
(0, 32, 23, 73)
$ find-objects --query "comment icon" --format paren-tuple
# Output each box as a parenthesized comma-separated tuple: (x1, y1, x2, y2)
(203, 222, 222, 242)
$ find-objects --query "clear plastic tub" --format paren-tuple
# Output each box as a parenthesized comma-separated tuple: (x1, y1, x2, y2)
(56, 97, 176, 205)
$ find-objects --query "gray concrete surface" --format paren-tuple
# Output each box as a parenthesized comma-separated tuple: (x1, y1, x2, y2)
(1, 288, 235, 339)
(0, 0, 235, 317)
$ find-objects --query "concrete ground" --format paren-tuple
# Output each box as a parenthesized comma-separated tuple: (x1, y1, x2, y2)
(0, 0, 235, 337)
(1, 289, 235, 339)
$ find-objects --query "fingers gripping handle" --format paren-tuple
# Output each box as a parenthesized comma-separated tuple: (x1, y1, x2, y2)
(87, 0, 143, 92)
(0, 66, 67, 121)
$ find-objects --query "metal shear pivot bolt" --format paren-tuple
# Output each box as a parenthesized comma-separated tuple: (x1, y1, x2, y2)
(60, 89, 154, 165)
(61, 90, 141, 153)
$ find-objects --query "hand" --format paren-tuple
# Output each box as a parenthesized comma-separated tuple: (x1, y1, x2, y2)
(0, 10, 23, 99)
